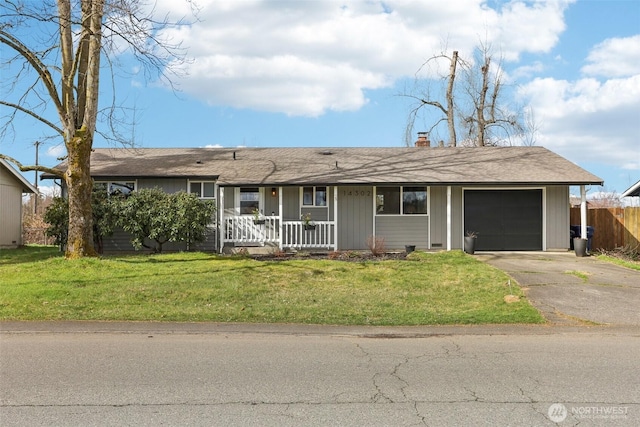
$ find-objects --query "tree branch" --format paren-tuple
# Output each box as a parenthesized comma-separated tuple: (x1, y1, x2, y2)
(0, 100, 64, 135)
(0, 153, 64, 177)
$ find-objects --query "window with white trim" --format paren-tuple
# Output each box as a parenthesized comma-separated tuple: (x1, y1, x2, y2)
(302, 186, 327, 207)
(239, 187, 260, 214)
(376, 186, 428, 215)
(94, 181, 136, 196)
(189, 181, 216, 199)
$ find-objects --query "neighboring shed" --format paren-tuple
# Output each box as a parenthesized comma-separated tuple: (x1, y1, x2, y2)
(0, 159, 38, 248)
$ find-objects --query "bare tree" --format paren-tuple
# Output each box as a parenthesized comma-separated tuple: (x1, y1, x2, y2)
(405, 44, 527, 147)
(0, 1, 190, 258)
(405, 50, 462, 147)
(460, 44, 523, 146)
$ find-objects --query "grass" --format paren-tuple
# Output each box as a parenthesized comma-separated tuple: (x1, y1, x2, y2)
(0, 246, 544, 325)
(564, 270, 591, 282)
(597, 254, 640, 272)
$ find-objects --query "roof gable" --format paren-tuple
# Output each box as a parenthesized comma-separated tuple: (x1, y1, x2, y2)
(0, 159, 38, 193)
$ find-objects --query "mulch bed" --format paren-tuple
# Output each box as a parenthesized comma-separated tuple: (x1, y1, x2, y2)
(250, 250, 409, 262)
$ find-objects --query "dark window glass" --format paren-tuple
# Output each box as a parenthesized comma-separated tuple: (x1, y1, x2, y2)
(302, 187, 314, 205)
(376, 187, 400, 215)
(315, 187, 327, 206)
(403, 187, 427, 214)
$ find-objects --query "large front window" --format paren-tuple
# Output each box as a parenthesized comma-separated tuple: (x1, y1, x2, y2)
(376, 186, 427, 215)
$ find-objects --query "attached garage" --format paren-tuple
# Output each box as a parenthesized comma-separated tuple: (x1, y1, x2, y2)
(464, 189, 543, 251)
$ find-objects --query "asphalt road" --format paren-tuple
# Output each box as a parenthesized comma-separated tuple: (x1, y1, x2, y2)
(1, 323, 639, 426)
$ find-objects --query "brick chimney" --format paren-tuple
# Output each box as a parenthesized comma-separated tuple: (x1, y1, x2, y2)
(415, 132, 430, 147)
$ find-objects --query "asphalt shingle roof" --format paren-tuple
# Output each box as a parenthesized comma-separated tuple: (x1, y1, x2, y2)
(48, 146, 603, 186)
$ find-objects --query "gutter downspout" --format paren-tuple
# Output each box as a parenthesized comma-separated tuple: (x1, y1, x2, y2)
(580, 185, 587, 241)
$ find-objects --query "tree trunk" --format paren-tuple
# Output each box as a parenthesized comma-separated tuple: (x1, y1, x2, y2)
(65, 129, 97, 258)
(446, 51, 458, 147)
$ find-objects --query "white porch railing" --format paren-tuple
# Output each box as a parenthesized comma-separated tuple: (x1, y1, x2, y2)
(282, 221, 335, 249)
(223, 216, 335, 249)
(223, 216, 279, 244)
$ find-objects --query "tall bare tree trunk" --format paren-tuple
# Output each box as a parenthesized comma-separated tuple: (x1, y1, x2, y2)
(446, 51, 458, 147)
(476, 56, 490, 146)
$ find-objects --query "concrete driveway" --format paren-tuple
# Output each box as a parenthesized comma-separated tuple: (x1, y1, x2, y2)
(478, 252, 640, 326)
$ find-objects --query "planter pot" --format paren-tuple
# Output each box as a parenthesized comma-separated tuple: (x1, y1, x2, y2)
(464, 237, 476, 255)
(253, 219, 265, 225)
(573, 237, 588, 257)
(405, 245, 416, 254)
(304, 224, 316, 231)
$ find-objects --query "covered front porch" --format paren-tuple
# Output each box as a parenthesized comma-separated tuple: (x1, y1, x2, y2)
(218, 186, 338, 251)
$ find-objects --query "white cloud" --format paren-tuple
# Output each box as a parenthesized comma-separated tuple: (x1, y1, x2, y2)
(156, 0, 573, 116)
(45, 145, 66, 159)
(582, 35, 640, 78)
(519, 74, 640, 170)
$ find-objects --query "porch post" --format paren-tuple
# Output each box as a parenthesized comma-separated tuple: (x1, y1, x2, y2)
(446, 186, 452, 251)
(278, 186, 283, 250)
(334, 186, 338, 251)
(219, 187, 225, 253)
(580, 185, 587, 240)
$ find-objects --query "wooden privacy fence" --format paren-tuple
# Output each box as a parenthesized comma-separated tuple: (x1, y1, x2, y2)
(569, 207, 640, 250)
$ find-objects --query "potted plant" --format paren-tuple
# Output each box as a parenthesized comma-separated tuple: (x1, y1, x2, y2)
(301, 213, 316, 231)
(252, 208, 265, 225)
(464, 231, 477, 255)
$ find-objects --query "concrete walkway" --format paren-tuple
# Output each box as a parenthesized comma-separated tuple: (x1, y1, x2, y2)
(478, 251, 640, 326)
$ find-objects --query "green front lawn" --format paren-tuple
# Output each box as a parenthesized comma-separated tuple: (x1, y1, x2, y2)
(0, 246, 544, 325)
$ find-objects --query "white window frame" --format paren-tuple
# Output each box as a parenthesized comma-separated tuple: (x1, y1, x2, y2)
(188, 180, 217, 200)
(375, 186, 429, 216)
(234, 187, 264, 216)
(300, 186, 328, 207)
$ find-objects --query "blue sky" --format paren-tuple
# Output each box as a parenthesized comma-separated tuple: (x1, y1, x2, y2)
(1, 0, 639, 198)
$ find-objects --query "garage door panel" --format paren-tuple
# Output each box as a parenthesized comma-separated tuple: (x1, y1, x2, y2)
(465, 190, 542, 251)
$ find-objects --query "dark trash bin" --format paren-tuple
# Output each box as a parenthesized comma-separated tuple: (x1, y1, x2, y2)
(570, 225, 594, 252)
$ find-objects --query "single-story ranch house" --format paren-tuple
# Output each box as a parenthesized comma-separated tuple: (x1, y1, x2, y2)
(1, 159, 38, 248)
(44, 145, 603, 253)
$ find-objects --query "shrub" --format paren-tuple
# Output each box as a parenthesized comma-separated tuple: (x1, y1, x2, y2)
(366, 235, 386, 257)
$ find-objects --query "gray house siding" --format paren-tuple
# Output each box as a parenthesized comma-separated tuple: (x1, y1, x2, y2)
(281, 187, 298, 220)
(337, 186, 374, 250)
(375, 216, 429, 250)
(451, 187, 464, 250)
(545, 185, 570, 250)
(138, 178, 187, 193)
(429, 186, 447, 249)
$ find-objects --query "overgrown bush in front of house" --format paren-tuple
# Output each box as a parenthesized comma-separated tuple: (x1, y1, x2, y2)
(115, 188, 216, 253)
